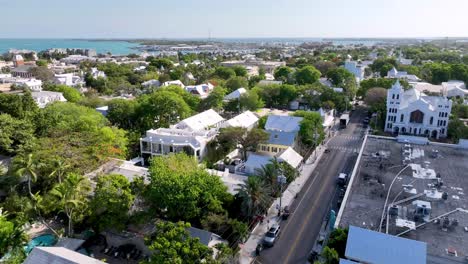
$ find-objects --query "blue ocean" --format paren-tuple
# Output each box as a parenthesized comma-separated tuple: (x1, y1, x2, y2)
(0, 39, 140, 55)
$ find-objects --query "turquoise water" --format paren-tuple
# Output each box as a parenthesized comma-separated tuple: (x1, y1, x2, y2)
(24, 234, 57, 254)
(0, 39, 140, 55)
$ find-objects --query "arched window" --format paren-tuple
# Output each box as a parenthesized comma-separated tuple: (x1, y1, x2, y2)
(429, 117, 433, 125)
(410, 110, 424, 124)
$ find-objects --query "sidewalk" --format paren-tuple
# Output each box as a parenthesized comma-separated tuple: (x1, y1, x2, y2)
(238, 142, 330, 264)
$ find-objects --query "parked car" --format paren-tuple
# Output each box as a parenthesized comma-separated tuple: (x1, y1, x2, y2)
(263, 225, 281, 247)
(337, 173, 348, 186)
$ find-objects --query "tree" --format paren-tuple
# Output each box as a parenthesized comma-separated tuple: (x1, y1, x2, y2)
(0, 92, 38, 119)
(295, 66, 321, 85)
(314, 61, 337, 76)
(274, 66, 293, 82)
(137, 90, 192, 130)
(29, 66, 54, 83)
(225, 76, 248, 93)
(327, 228, 348, 258)
(232, 66, 247, 77)
(293, 111, 325, 148)
(146, 153, 232, 222)
(0, 210, 27, 259)
(90, 174, 135, 232)
(0, 114, 36, 155)
(145, 221, 212, 264)
(365, 87, 387, 130)
(238, 92, 264, 111)
(448, 118, 468, 143)
(322, 246, 339, 264)
(49, 173, 91, 236)
(214, 67, 236, 80)
(327, 68, 352, 87)
(44, 84, 82, 103)
(199, 87, 226, 111)
(364, 87, 387, 112)
(36, 60, 48, 67)
(218, 127, 269, 161)
(14, 154, 42, 197)
(106, 99, 138, 130)
(49, 158, 70, 184)
(236, 176, 270, 219)
(149, 58, 173, 70)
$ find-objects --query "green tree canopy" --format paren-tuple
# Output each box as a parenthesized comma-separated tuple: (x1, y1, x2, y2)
(295, 66, 321, 85)
(137, 90, 192, 130)
(274, 66, 293, 83)
(214, 67, 236, 80)
(145, 221, 212, 264)
(0, 114, 36, 155)
(293, 111, 325, 148)
(44, 84, 83, 103)
(232, 65, 248, 77)
(225, 76, 248, 93)
(90, 174, 135, 232)
(198, 87, 226, 111)
(146, 153, 232, 222)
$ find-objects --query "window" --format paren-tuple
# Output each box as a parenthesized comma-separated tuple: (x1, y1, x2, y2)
(400, 114, 404, 122)
(430, 117, 433, 125)
(392, 94, 395, 99)
(272, 147, 278, 153)
(396, 94, 399, 99)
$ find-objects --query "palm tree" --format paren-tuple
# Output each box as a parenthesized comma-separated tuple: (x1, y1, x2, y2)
(50, 173, 90, 236)
(15, 154, 41, 197)
(254, 158, 282, 197)
(236, 176, 270, 219)
(49, 158, 70, 184)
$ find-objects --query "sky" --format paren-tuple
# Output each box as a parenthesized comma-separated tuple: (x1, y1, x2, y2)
(1, 0, 467, 38)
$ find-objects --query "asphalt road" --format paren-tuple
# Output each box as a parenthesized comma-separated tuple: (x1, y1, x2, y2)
(258, 108, 367, 264)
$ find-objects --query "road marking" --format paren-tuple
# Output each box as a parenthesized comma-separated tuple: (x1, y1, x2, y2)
(283, 171, 332, 264)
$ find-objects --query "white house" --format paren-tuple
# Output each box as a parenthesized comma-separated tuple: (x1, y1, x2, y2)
(222, 110, 259, 130)
(14, 78, 42, 91)
(411, 81, 468, 98)
(54, 73, 85, 87)
(162, 80, 185, 88)
(140, 109, 225, 162)
(387, 67, 420, 82)
(224, 88, 247, 101)
(31, 91, 67, 108)
(242, 147, 303, 175)
(185, 83, 214, 99)
(142, 79, 161, 88)
(91, 67, 106, 79)
(384, 80, 452, 139)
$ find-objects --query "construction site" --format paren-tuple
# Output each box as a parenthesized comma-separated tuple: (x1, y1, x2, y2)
(336, 135, 468, 262)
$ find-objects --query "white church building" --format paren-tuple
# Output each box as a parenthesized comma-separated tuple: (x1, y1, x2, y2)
(385, 80, 452, 139)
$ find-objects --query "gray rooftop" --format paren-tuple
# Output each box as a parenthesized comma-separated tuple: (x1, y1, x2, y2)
(23, 247, 106, 264)
(338, 136, 468, 261)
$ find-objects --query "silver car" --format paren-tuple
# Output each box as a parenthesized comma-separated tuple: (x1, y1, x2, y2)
(263, 225, 280, 247)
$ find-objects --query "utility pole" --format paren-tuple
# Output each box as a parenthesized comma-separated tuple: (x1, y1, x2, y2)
(277, 174, 287, 216)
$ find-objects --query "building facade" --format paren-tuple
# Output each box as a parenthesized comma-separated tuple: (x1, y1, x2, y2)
(385, 80, 452, 139)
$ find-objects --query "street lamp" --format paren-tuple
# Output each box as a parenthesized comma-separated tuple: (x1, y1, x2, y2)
(277, 174, 287, 217)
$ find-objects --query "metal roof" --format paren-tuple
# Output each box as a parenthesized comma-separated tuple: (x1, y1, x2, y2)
(267, 131, 296, 146)
(24, 247, 106, 264)
(265, 115, 302, 133)
(345, 226, 427, 264)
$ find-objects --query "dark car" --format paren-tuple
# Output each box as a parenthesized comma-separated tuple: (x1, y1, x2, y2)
(263, 225, 281, 247)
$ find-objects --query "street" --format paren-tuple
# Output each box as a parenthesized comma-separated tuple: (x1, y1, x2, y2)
(257, 107, 367, 264)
